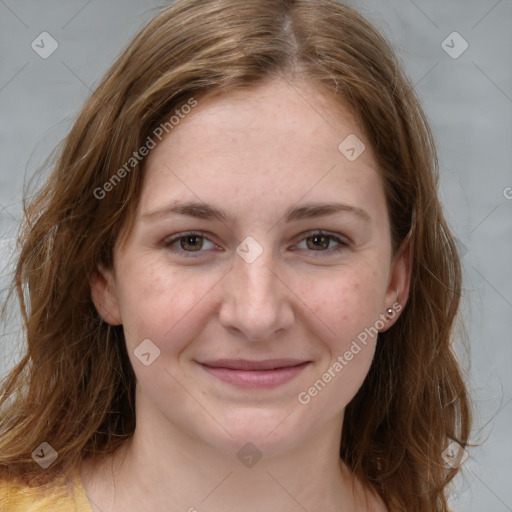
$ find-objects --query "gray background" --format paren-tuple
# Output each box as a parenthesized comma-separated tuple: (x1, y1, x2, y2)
(0, 1, 511, 510)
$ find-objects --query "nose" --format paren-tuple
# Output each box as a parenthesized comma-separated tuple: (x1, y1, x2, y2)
(218, 248, 295, 342)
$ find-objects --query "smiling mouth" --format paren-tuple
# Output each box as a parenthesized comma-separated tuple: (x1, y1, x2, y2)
(197, 359, 311, 388)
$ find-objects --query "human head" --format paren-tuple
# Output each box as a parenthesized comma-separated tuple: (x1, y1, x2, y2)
(0, 1, 471, 510)
(90, 73, 408, 467)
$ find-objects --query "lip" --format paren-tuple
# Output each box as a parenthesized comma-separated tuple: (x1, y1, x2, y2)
(198, 359, 311, 389)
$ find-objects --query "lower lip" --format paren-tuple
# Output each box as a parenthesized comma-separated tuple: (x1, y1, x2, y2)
(200, 362, 310, 389)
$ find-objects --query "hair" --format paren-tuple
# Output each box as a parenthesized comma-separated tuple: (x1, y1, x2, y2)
(0, 0, 471, 510)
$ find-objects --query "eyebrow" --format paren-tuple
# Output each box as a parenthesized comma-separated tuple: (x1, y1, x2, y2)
(142, 200, 370, 223)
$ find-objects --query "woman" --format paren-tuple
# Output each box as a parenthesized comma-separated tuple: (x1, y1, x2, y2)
(0, 0, 471, 510)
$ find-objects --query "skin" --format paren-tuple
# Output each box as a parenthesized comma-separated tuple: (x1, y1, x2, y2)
(85, 77, 411, 512)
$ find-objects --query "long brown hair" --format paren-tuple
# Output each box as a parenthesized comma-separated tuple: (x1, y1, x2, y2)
(0, 1, 471, 510)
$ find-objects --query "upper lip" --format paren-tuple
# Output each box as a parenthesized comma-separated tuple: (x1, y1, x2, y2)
(199, 359, 309, 371)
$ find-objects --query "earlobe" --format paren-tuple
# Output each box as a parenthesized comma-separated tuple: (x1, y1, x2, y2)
(90, 264, 123, 326)
(380, 235, 413, 332)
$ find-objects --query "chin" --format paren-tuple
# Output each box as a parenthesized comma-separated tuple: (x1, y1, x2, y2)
(202, 406, 313, 457)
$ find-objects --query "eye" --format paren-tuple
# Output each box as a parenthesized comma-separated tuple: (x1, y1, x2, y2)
(293, 230, 349, 254)
(162, 231, 217, 255)
(162, 229, 349, 258)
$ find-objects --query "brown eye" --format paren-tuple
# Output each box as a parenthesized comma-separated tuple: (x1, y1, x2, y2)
(163, 232, 216, 255)
(306, 234, 331, 251)
(179, 235, 204, 251)
(294, 230, 349, 255)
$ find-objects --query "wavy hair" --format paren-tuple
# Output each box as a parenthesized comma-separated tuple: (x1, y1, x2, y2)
(0, 1, 471, 510)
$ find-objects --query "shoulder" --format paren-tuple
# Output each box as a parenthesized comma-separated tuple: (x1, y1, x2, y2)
(0, 476, 92, 512)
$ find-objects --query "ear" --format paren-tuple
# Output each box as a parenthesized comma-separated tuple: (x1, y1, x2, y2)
(90, 264, 123, 326)
(380, 234, 413, 332)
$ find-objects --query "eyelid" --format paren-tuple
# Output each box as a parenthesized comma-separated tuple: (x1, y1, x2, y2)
(162, 231, 218, 256)
(294, 229, 350, 246)
(290, 229, 350, 255)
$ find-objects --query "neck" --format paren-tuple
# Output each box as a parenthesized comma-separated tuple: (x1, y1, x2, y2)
(82, 397, 369, 512)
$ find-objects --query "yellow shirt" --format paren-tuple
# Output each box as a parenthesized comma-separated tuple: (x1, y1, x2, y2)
(0, 474, 92, 512)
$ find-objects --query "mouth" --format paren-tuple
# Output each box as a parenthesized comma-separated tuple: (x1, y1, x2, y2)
(197, 359, 311, 389)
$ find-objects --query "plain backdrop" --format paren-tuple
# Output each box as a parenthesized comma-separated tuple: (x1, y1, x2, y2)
(0, 1, 511, 510)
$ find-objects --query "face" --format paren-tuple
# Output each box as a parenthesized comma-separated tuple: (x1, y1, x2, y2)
(92, 77, 409, 456)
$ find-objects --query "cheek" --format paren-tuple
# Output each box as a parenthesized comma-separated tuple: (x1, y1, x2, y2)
(114, 259, 220, 353)
(295, 266, 385, 414)
(297, 260, 388, 347)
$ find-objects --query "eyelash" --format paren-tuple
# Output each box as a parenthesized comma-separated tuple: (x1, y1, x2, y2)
(162, 230, 349, 258)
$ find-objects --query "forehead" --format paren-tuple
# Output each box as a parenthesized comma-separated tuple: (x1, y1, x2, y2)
(138, 78, 385, 224)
